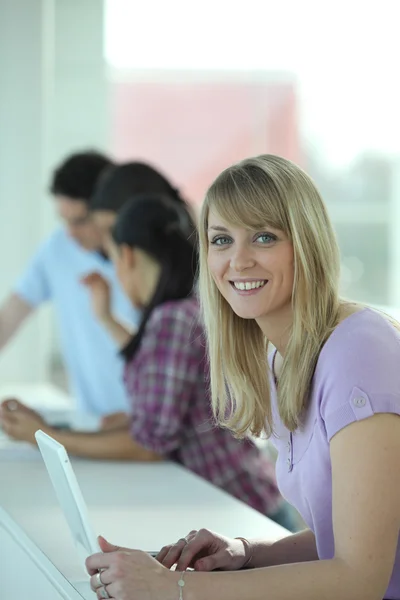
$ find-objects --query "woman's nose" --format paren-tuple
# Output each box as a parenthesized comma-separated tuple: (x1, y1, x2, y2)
(230, 246, 256, 272)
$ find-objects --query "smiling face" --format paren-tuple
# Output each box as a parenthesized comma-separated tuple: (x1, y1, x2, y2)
(207, 209, 295, 324)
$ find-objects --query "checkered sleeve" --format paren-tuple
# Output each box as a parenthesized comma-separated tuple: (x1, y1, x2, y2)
(129, 304, 202, 456)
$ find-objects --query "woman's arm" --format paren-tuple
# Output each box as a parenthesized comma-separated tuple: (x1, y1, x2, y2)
(0, 400, 161, 461)
(172, 414, 400, 600)
(159, 528, 315, 573)
(100, 315, 133, 348)
(42, 425, 162, 461)
(248, 528, 318, 568)
(81, 273, 136, 348)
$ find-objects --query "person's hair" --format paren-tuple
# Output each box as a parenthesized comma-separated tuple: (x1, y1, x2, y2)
(91, 161, 187, 213)
(199, 154, 341, 437)
(49, 151, 113, 201)
(114, 194, 199, 360)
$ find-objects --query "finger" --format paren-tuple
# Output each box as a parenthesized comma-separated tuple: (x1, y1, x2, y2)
(90, 568, 113, 591)
(1, 399, 21, 413)
(100, 417, 111, 430)
(159, 539, 188, 569)
(98, 581, 117, 600)
(0, 409, 14, 422)
(81, 272, 101, 283)
(3, 409, 28, 427)
(82, 278, 99, 289)
(1, 413, 18, 429)
(158, 531, 198, 567)
(2, 420, 25, 441)
(86, 552, 113, 574)
(98, 536, 128, 554)
(96, 587, 113, 600)
(91, 273, 107, 286)
(176, 535, 215, 572)
(100, 413, 129, 431)
(156, 545, 172, 563)
(192, 551, 227, 572)
(1, 420, 16, 436)
(3, 400, 34, 417)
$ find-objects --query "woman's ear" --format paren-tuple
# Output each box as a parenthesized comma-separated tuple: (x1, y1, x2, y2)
(120, 244, 136, 268)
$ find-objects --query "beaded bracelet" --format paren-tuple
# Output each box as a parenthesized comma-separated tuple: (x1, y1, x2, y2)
(235, 536, 253, 568)
(177, 570, 186, 600)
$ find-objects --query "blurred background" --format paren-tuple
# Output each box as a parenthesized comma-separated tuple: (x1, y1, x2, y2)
(0, 0, 399, 387)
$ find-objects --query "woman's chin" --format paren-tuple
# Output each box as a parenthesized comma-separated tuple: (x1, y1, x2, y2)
(230, 306, 266, 321)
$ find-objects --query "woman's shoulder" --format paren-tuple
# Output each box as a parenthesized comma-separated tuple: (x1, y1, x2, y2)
(144, 297, 204, 346)
(315, 306, 400, 387)
(149, 296, 200, 325)
(311, 307, 400, 442)
(322, 307, 400, 356)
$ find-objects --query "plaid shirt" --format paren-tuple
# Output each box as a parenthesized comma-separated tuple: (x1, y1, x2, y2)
(124, 296, 282, 516)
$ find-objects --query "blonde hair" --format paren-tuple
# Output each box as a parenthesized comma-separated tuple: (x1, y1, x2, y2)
(199, 155, 341, 436)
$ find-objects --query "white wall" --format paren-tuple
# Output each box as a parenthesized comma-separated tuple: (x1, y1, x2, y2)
(0, 0, 108, 383)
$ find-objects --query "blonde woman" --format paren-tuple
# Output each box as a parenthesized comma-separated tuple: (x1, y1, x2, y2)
(85, 156, 400, 600)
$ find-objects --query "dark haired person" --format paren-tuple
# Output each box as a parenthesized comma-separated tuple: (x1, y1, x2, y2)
(0, 194, 295, 530)
(90, 161, 196, 249)
(0, 151, 139, 415)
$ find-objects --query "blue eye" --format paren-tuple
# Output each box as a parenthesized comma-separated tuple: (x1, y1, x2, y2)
(210, 236, 232, 246)
(255, 233, 276, 244)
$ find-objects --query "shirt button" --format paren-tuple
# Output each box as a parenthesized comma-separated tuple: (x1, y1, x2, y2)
(353, 396, 366, 407)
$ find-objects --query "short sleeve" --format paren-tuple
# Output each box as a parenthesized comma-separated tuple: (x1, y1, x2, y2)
(14, 238, 52, 306)
(128, 305, 203, 455)
(319, 310, 400, 442)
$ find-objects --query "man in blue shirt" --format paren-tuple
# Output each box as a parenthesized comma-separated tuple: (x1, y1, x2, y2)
(0, 151, 139, 415)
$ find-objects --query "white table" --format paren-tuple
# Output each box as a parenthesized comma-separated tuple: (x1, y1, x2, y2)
(0, 384, 289, 599)
(0, 506, 87, 599)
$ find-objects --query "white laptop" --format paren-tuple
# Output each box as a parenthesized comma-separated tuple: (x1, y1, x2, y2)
(35, 430, 158, 599)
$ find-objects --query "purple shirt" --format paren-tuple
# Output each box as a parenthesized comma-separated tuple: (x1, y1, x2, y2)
(270, 309, 400, 599)
(124, 297, 283, 517)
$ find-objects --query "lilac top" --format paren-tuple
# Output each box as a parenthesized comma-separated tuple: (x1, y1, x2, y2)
(124, 296, 283, 517)
(270, 308, 400, 599)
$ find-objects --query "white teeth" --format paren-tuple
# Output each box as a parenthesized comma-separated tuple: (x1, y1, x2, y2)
(233, 280, 266, 291)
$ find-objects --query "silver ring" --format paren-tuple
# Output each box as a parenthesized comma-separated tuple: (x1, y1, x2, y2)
(94, 571, 103, 589)
(99, 586, 110, 599)
(179, 537, 188, 545)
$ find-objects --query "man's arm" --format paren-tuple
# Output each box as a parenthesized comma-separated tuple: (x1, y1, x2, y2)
(0, 294, 34, 351)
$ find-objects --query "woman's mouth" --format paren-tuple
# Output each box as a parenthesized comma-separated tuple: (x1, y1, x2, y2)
(230, 280, 268, 294)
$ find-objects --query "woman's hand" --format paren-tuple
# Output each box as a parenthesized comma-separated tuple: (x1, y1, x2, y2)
(157, 529, 249, 572)
(81, 272, 112, 323)
(0, 399, 46, 444)
(86, 536, 177, 600)
(82, 273, 133, 347)
(101, 412, 130, 431)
